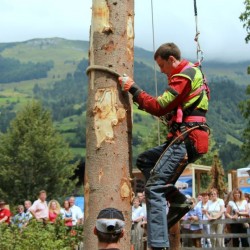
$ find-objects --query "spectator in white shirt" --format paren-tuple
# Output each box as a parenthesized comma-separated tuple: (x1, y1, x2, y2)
(205, 188, 225, 247)
(137, 192, 147, 220)
(131, 196, 144, 250)
(29, 190, 48, 222)
(68, 196, 83, 226)
(24, 200, 32, 221)
(225, 188, 249, 247)
(196, 192, 212, 248)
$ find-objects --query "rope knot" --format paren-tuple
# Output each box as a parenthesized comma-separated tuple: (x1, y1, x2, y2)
(194, 31, 200, 42)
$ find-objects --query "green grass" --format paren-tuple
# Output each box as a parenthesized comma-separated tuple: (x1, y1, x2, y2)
(226, 134, 243, 146)
(0, 38, 87, 99)
(54, 115, 79, 131)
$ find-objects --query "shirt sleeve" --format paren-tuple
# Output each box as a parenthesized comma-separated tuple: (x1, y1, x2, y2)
(136, 76, 191, 116)
(196, 207, 203, 220)
(5, 209, 11, 217)
(29, 201, 37, 212)
(139, 207, 144, 217)
(219, 199, 225, 207)
(77, 207, 83, 219)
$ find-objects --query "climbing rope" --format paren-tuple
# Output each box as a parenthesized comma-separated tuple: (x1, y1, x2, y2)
(86, 65, 121, 77)
(193, 0, 204, 65)
(150, 0, 161, 146)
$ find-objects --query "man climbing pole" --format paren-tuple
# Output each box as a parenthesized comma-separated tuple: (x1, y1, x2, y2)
(118, 42, 210, 250)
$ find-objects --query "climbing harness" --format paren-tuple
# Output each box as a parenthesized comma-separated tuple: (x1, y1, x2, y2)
(150, 123, 210, 175)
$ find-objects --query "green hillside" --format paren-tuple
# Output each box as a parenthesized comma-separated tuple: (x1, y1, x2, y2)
(0, 38, 249, 169)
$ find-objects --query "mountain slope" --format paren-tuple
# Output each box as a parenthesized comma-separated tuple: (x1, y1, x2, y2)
(0, 38, 249, 169)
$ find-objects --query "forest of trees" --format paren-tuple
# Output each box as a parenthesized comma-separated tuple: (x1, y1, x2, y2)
(0, 56, 54, 83)
(0, 56, 247, 170)
(0, 101, 76, 205)
(0, 49, 248, 173)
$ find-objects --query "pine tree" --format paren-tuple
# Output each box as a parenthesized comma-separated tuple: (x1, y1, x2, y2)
(239, 0, 250, 44)
(208, 154, 227, 197)
(0, 101, 76, 205)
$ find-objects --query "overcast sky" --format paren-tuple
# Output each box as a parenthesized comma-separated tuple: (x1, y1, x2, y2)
(0, 0, 249, 62)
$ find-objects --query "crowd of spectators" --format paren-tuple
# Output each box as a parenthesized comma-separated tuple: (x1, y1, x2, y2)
(181, 187, 250, 248)
(130, 188, 250, 249)
(2, 187, 250, 249)
(0, 190, 84, 229)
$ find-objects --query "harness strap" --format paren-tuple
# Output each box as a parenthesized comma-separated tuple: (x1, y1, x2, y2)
(183, 90, 204, 117)
(184, 116, 206, 123)
(184, 84, 206, 102)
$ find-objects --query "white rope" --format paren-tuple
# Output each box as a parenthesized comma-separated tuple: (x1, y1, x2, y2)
(194, 0, 204, 64)
(150, 0, 161, 146)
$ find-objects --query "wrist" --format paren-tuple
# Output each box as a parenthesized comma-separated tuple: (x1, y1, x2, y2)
(129, 83, 140, 95)
(128, 83, 143, 101)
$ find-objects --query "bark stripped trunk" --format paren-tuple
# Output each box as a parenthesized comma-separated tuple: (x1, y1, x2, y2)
(84, 1, 134, 249)
(169, 222, 181, 250)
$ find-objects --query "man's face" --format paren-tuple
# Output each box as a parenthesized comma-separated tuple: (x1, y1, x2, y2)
(137, 193, 144, 202)
(133, 198, 140, 208)
(202, 195, 209, 202)
(24, 201, 31, 209)
(18, 207, 24, 213)
(156, 56, 172, 76)
(39, 192, 46, 201)
(69, 198, 75, 207)
(197, 195, 202, 201)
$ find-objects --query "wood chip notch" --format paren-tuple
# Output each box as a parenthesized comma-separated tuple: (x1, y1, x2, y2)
(94, 87, 126, 148)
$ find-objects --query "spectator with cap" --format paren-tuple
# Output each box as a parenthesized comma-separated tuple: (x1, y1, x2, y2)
(0, 200, 11, 225)
(94, 207, 125, 250)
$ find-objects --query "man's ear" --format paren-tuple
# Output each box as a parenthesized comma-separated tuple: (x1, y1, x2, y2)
(120, 229, 125, 238)
(94, 227, 98, 235)
(168, 55, 175, 63)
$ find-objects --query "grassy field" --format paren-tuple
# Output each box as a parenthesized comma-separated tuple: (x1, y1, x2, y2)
(226, 134, 243, 146)
(0, 38, 88, 96)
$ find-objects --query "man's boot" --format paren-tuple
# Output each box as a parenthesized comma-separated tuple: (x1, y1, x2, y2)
(167, 198, 193, 229)
(166, 186, 193, 229)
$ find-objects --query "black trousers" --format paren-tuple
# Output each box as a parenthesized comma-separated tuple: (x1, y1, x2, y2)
(230, 223, 249, 247)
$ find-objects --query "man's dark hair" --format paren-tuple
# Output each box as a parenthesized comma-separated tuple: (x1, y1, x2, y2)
(96, 229, 122, 243)
(154, 42, 181, 61)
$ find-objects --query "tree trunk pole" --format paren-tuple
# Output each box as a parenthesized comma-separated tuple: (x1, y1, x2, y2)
(84, 1, 134, 249)
(169, 223, 181, 250)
